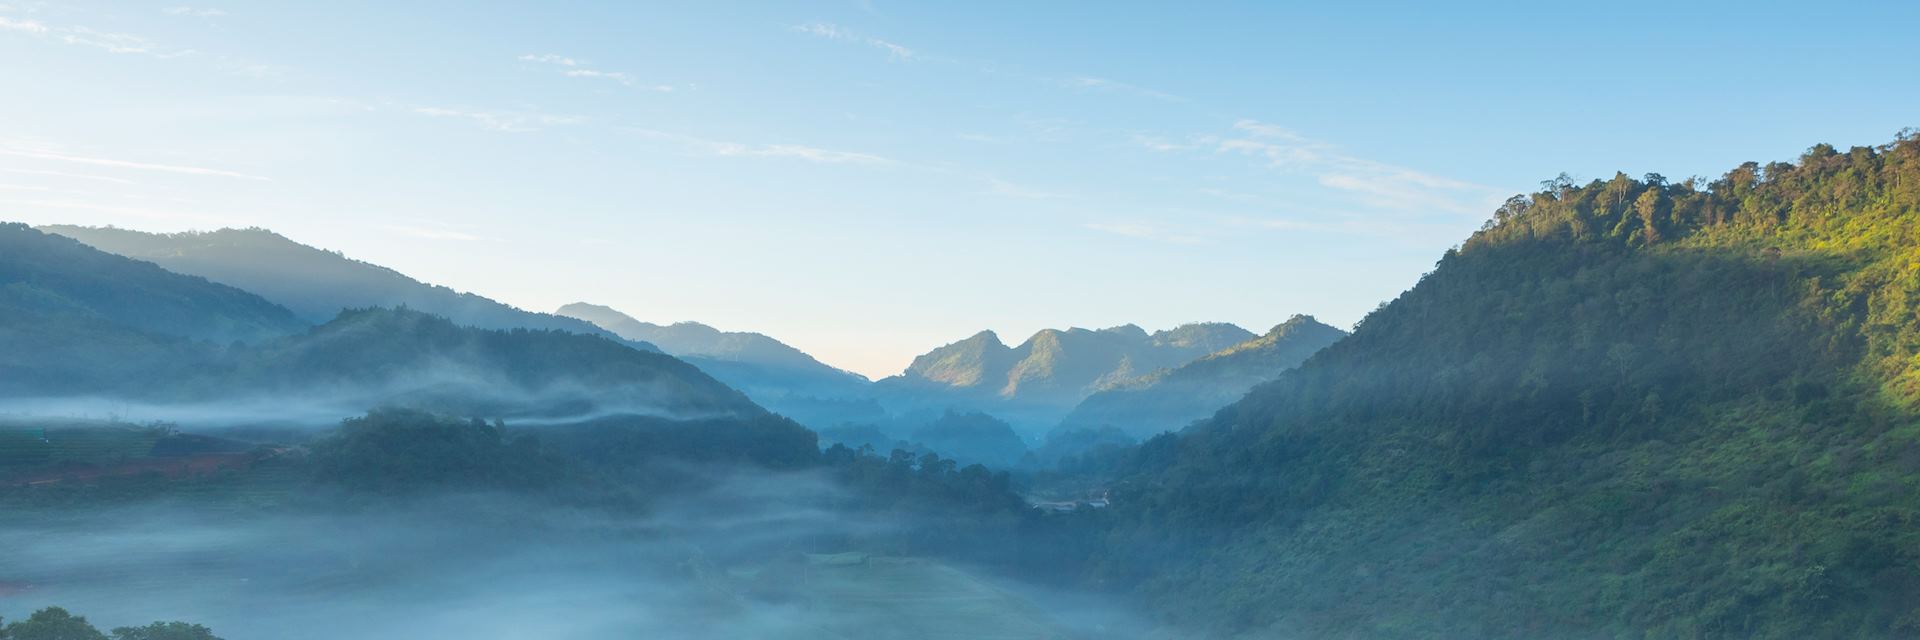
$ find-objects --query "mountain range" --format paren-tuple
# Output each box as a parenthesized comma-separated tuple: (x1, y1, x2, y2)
(1053, 314, 1346, 438)
(1, 223, 759, 421)
(34, 223, 1344, 453)
(871, 322, 1259, 431)
(38, 225, 656, 350)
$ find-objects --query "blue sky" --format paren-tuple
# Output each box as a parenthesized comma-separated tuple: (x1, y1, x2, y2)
(3, 1, 1916, 378)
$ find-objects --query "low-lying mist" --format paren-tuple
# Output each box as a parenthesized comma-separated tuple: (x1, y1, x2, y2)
(0, 424, 1165, 639)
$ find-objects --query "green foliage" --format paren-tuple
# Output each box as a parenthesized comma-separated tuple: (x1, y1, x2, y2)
(307, 408, 563, 494)
(0, 608, 218, 640)
(1091, 133, 1920, 638)
(107, 622, 220, 640)
(2, 607, 107, 640)
(907, 410, 1029, 467)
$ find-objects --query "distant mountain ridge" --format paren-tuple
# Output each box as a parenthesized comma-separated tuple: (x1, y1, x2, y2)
(2, 223, 306, 345)
(39, 225, 656, 351)
(555, 302, 859, 379)
(0, 223, 760, 420)
(556, 302, 875, 427)
(1054, 315, 1346, 438)
(873, 322, 1257, 430)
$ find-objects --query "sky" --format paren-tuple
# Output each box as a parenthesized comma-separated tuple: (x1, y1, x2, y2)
(2, 1, 1916, 379)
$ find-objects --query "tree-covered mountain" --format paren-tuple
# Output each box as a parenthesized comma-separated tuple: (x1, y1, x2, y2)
(1054, 315, 1346, 439)
(1084, 134, 1920, 638)
(872, 323, 1255, 431)
(1, 223, 305, 344)
(39, 225, 653, 350)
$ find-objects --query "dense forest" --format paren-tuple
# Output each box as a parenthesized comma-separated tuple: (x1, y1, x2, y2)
(1075, 132, 1920, 638)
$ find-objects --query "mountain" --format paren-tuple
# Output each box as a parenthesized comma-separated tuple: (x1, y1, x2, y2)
(38, 225, 654, 350)
(1087, 136, 1920, 638)
(556, 302, 855, 376)
(1, 223, 305, 345)
(0, 223, 760, 421)
(872, 322, 1256, 431)
(224, 308, 763, 420)
(0, 223, 306, 395)
(555, 302, 875, 426)
(1054, 315, 1346, 439)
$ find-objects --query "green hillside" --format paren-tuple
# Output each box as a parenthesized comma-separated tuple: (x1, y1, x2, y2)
(1091, 134, 1920, 638)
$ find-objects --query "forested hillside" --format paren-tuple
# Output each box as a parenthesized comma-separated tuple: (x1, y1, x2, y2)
(1091, 133, 1920, 638)
(1, 224, 304, 344)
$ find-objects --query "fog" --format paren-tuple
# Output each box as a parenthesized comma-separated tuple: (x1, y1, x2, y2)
(0, 465, 1163, 639)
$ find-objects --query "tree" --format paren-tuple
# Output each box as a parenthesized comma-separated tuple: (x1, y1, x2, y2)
(2, 607, 107, 640)
(1633, 187, 1666, 245)
(109, 622, 221, 640)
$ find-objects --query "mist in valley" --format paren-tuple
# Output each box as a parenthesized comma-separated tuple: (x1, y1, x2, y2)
(0, 404, 1167, 640)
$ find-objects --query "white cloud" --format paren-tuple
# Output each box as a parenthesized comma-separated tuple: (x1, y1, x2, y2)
(412, 107, 585, 133)
(1064, 76, 1183, 102)
(624, 128, 890, 165)
(519, 53, 578, 67)
(0, 15, 205, 59)
(1130, 133, 1197, 152)
(520, 53, 673, 90)
(0, 147, 268, 180)
(0, 16, 46, 33)
(162, 6, 226, 17)
(1211, 119, 1504, 217)
(791, 21, 914, 59)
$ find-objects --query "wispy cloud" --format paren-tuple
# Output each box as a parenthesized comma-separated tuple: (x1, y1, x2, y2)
(518, 53, 674, 91)
(0, 14, 277, 74)
(162, 6, 225, 17)
(791, 21, 914, 59)
(624, 128, 890, 165)
(985, 178, 1070, 199)
(0, 147, 268, 180)
(1084, 220, 1205, 245)
(412, 106, 585, 133)
(0, 16, 46, 33)
(1063, 76, 1184, 102)
(1130, 133, 1197, 152)
(1210, 118, 1504, 217)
